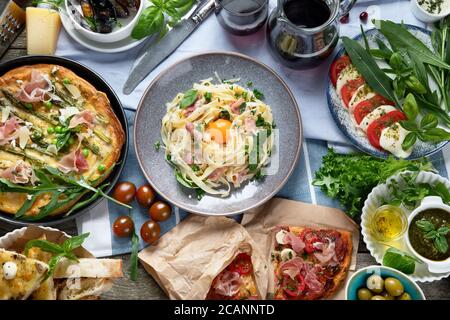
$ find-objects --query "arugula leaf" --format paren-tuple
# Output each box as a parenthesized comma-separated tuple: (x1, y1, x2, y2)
(179, 89, 198, 109)
(129, 232, 139, 281)
(378, 20, 450, 70)
(342, 37, 398, 104)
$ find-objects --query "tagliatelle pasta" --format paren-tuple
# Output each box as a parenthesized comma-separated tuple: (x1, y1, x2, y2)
(161, 78, 275, 197)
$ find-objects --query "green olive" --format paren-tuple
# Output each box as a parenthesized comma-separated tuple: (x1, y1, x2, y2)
(366, 274, 384, 294)
(397, 292, 412, 300)
(381, 291, 395, 300)
(357, 288, 373, 300)
(384, 277, 404, 297)
(371, 295, 386, 300)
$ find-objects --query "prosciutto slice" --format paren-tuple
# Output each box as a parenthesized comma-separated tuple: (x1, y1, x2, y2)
(0, 117, 20, 145)
(68, 110, 95, 129)
(304, 265, 325, 295)
(313, 238, 337, 264)
(230, 98, 245, 114)
(57, 135, 89, 174)
(280, 257, 306, 280)
(213, 271, 241, 297)
(17, 70, 52, 103)
(0, 161, 38, 185)
(284, 232, 306, 253)
(244, 117, 257, 134)
(208, 168, 226, 181)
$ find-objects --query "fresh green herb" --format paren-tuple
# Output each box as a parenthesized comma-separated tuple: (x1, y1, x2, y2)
(416, 218, 449, 253)
(253, 89, 264, 100)
(191, 164, 200, 172)
(24, 103, 33, 110)
(256, 114, 273, 136)
(239, 102, 247, 114)
(219, 109, 231, 120)
(154, 141, 161, 151)
(382, 247, 421, 274)
(204, 92, 212, 103)
(312, 149, 434, 218)
(24, 233, 89, 280)
(129, 230, 139, 281)
(131, 0, 194, 40)
(246, 81, 253, 87)
(179, 89, 198, 109)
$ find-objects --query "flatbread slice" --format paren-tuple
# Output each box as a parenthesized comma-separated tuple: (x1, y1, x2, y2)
(56, 278, 113, 300)
(272, 226, 352, 300)
(0, 248, 48, 300)
(53, 258, 123, 279)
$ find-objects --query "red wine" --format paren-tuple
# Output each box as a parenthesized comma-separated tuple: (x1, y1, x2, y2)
(220, 0, 264, 13)
(283, 0, 331, 28)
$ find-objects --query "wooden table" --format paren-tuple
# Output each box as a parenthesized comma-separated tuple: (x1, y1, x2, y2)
(1, 9, 449, 300)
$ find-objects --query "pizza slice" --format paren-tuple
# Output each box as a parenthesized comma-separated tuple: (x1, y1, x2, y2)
(271, 226, 352, 300)
(0, 248, 48, 300)
(206, 252, 259, 300)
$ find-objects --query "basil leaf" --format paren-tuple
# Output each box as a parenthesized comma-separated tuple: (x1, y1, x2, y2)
(426, 230, 438, 239)
(151, 0, 164, 7)
(165, 0, 192, 8)
(25, 239, 64, 255)
(434, 235, 449, 253)
(399, 120, 418, 131)
(342, 37, 397, 104)
(370, 49, 392, 59)
(389, 52, 403, 70)
(433, 182, 450, 203)
(402, 132, 417, 151)
(402, 93, 419, 120)
(421, 128, 450, 142)
(382, 248, 416, 274)
(131, 6, 165, 40)
(62, 232, 90, 252)
(179, 89, 198, 109)
(438, 226, 450, 236)
(379, 20, 450, 70)
(420, 113, 439, 130)
(416, 218, 435, 232)
(405, 75, 427, 94)
(44, 253, 65, 280)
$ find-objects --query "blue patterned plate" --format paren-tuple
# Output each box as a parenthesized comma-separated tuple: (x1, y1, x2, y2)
(327, 25, 448, 159)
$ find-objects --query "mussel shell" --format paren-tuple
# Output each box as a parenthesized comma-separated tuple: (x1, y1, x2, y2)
(80, 0, 94, 18)
(89, 0, 117, 33)
(114, 1, 129, 18)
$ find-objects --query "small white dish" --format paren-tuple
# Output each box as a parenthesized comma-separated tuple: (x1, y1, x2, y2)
(410, 0, 450, 23)
(405, 196, 450, 274)
(60, 7, 146, 53)
(65, 0, 145, 43)
(361, 170, 450, 282)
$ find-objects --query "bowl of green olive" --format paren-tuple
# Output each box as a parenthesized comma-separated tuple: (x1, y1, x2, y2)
(345, 266, 426, 300)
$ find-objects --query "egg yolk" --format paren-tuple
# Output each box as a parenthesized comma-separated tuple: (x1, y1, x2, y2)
(208, 119, 232, 144)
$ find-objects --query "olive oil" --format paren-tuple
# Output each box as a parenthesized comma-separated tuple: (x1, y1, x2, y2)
(370, 205, 408, 241)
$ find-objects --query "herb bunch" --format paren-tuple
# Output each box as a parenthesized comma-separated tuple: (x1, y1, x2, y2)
(416, 218, 449, 253)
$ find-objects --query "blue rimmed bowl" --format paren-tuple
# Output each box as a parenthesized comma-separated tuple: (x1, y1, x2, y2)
(345, 266, 426, 300)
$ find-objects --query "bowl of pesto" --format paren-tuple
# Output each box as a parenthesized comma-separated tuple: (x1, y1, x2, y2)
(406, 196, 450, 273)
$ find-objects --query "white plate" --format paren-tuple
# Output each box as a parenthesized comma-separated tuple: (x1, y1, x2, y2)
(361, 171, 450, 282)
(59, 8, 146, 53)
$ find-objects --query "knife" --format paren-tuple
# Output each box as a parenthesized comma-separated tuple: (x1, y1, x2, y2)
(123, 0, 215, 95)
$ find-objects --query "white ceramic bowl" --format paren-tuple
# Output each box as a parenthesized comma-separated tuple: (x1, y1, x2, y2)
(0, 226, 69, 249)
(405, 196, 450, 274)
(361, 170, 450, 282)
(410, 0, 450, 23)
(65, 0, 145, 43)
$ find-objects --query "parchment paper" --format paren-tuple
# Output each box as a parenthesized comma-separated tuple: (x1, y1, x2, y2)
(242, 198, 360, 300)
(138, 215, 269, 300)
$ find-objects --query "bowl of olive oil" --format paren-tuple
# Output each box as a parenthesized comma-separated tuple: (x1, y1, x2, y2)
(369, 205, 408, 242)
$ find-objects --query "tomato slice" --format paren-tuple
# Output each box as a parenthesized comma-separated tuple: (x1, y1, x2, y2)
(227, 253, 253, 275)
(341, 77, 365, 108)
(353, 95, 395, 124)
(282, 274, 306, 297)
(330, 55, 351, 87)
(302, 231, 321, 254)
(367, 110, 406, 149)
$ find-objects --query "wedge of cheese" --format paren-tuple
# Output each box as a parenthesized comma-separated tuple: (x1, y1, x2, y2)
(0, 248, 48, 300)
(26, 7, 61, 55)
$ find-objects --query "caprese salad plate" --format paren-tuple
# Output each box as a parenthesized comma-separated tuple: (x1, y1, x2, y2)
(327, 25, 448, 160)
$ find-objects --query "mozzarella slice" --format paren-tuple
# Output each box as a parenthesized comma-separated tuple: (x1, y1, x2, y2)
(359, 105, 397, 132)
(379, 123, 413, 158)
(275, 230, 288, 245)
(348, 84, 376, 113)
(336, 64, 360, 98)
(280, 248, 296, 261)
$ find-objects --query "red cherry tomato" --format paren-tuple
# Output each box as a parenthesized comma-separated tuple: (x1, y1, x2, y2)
(113, 215, 134, 237)
(282, 274, 306, 297)
(330, 55, 351, 87)
(341, 77, 365, 108)
(353, 95, 395, 124)
(227, 253, 253, 275)
(367, 110, 407, 149)
(140, 220, 161, 244)
(136, 184, 155, 207)
(303, 231, 321, 253)
(113, 182, 136, 204)
(149, 201, 172, 222)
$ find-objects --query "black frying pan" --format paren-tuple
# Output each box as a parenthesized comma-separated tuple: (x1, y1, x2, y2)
(0, 55, 128, 226)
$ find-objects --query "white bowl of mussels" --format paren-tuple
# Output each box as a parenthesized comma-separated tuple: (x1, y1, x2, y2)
(65, 0, 145, 43)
